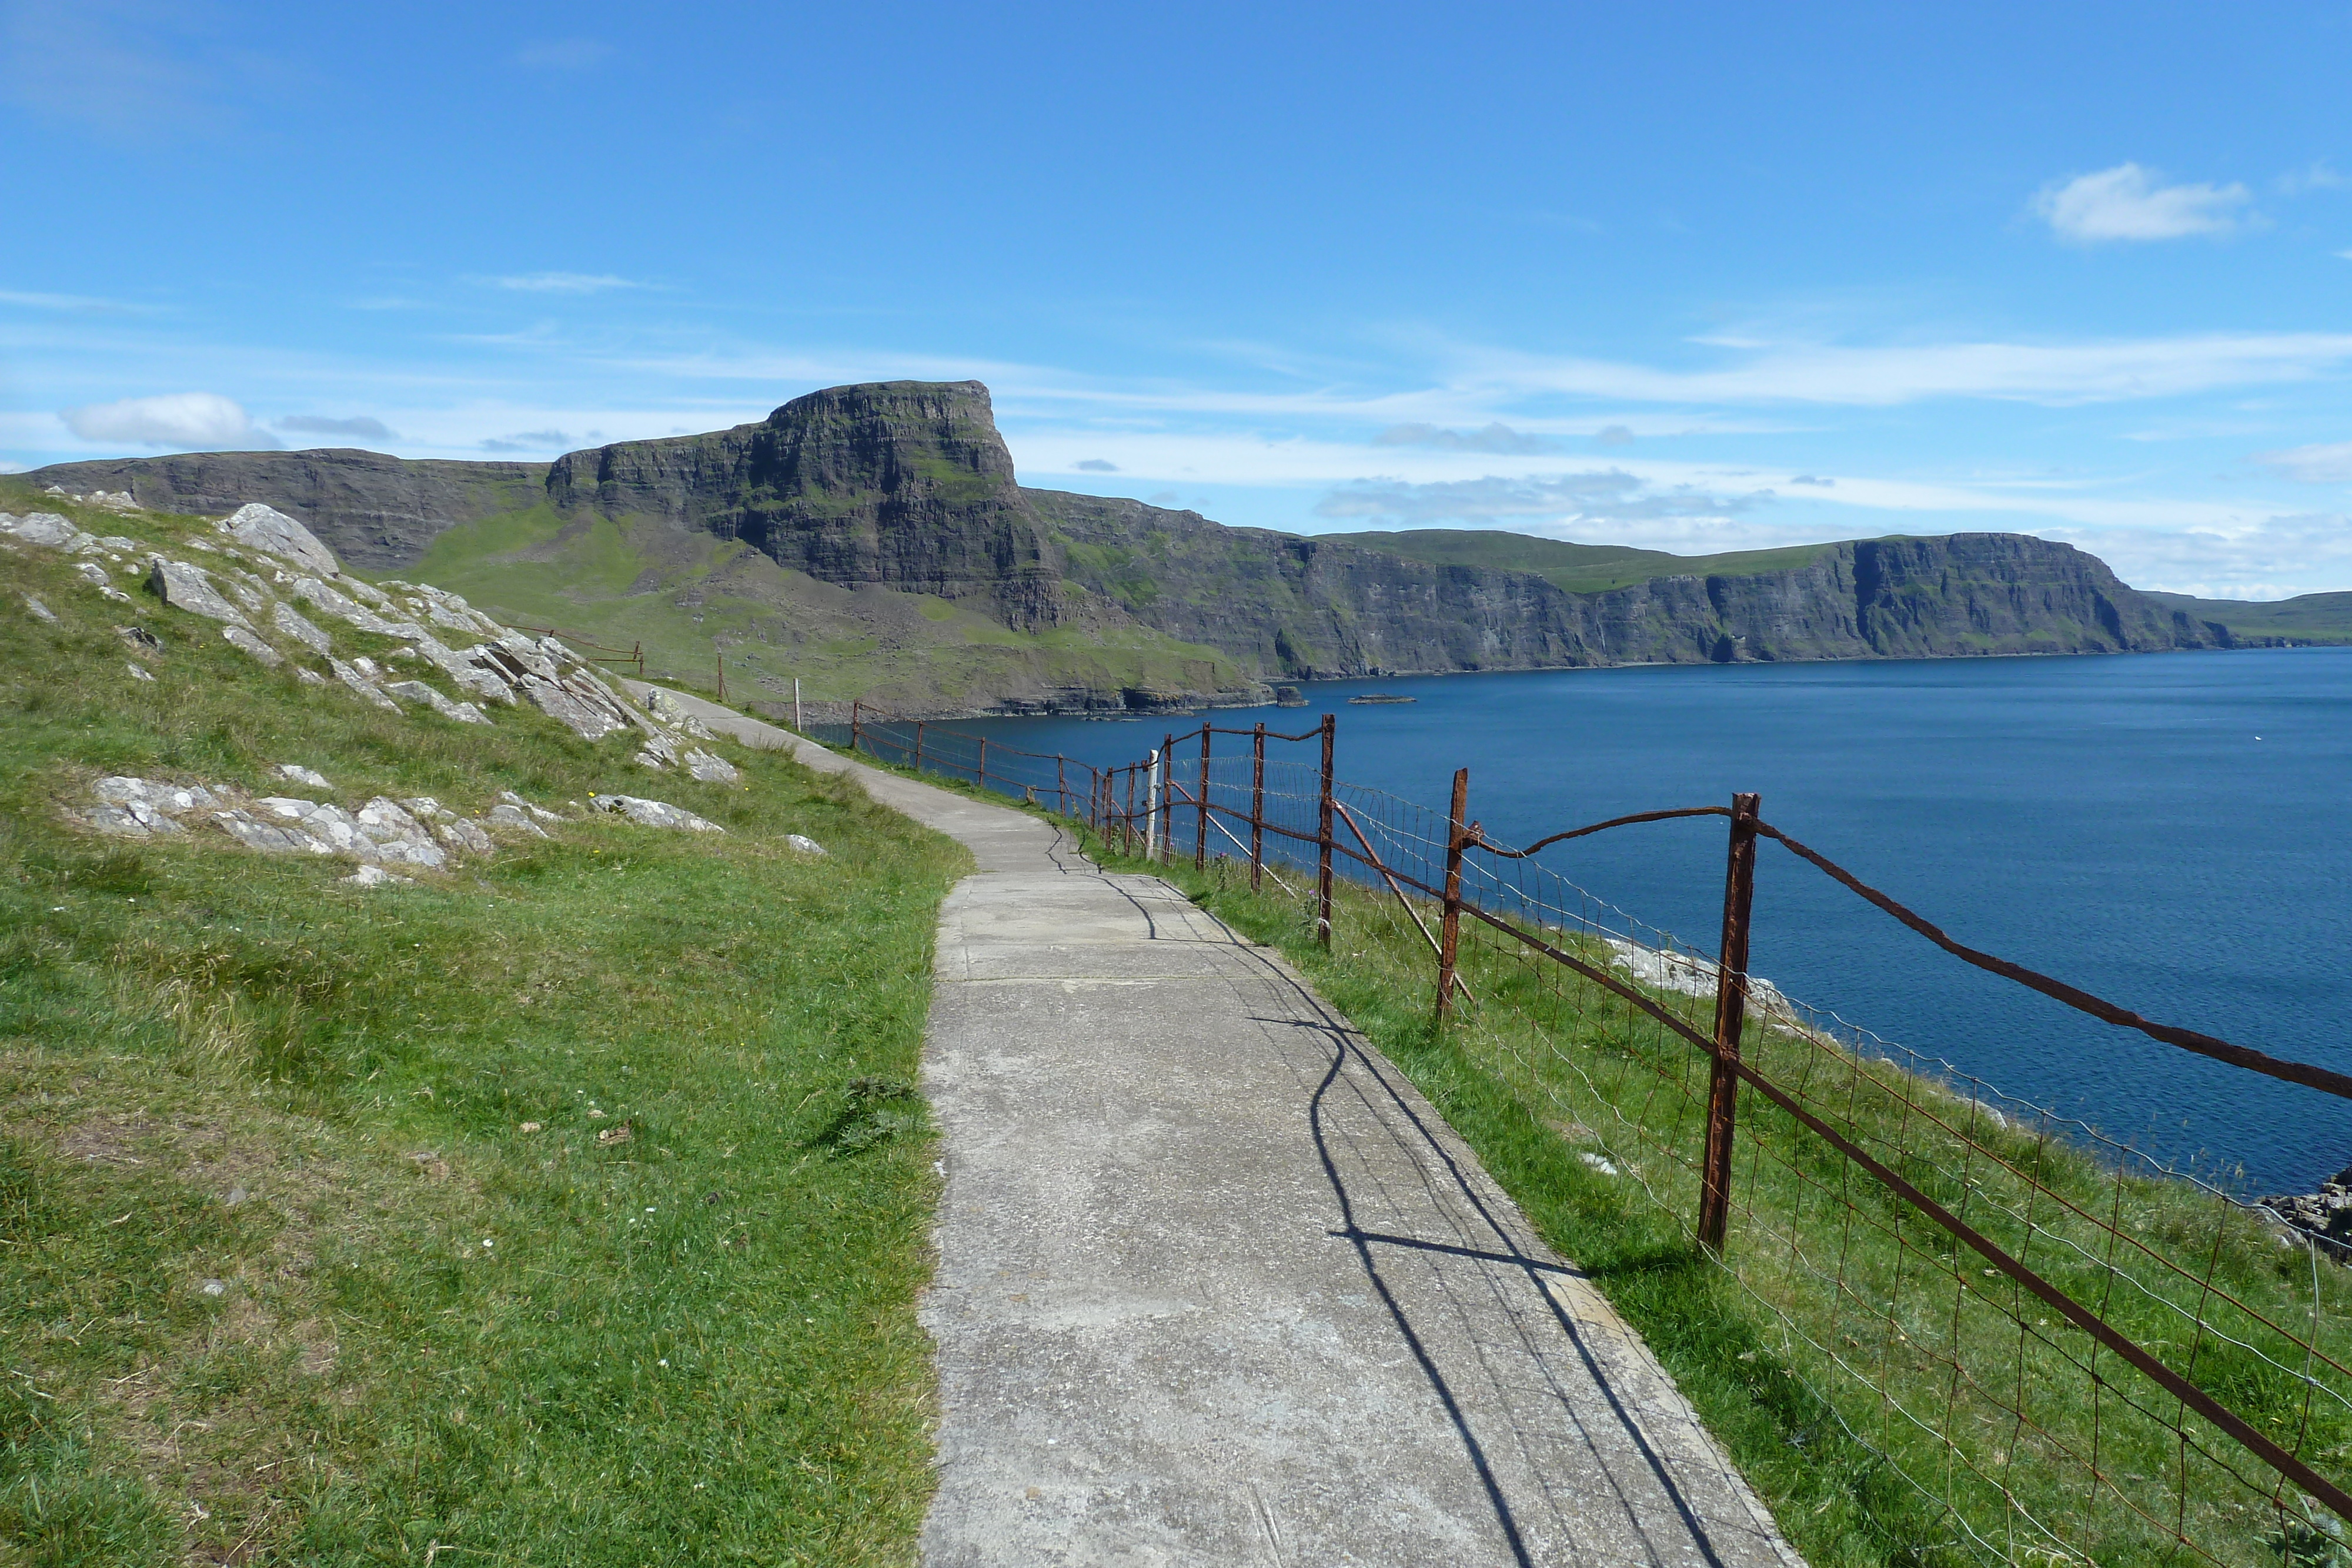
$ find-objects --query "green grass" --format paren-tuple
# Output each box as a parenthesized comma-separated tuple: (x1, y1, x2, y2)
(2143, 590, 2352, 646)
(1320, 527, 1848, 594)
(1075, 828, 2352, 1567)
(402, 504, 1257, 714)
(1, 489, 970, 1564)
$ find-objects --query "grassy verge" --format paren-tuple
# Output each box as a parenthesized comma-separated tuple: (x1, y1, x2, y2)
(1069, 828, 2350, 1568)
(1, 492, 970, 1565)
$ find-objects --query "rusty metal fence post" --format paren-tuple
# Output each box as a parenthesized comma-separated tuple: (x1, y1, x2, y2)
(1057, 756, 1068, 817)
(1436, 767, 1469, 1023)
(1317, 713, 1336, 948)
(1195, 725, 1211, 871)
(977, 737, 988, 791)
(913, 722, 926, 774)
(1697, 791, 1762, 1255)
(1250, 723, 1267, 891)
(850, 700, 862, 756)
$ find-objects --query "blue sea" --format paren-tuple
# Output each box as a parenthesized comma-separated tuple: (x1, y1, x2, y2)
(924, 648, 2352, 1193)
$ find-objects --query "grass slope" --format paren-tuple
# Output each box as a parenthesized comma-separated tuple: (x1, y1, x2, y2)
(1, 486, 968, 1564)
(406, 504, 1254, 714)
(1318, 527, 1843, 594)
(2143, 589, 2352, 644)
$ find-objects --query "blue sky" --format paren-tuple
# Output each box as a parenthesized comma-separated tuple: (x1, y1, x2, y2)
(7, 1, 2352, 597)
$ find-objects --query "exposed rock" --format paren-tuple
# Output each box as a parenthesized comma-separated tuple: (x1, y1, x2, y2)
(436, 818, 495, 855)
(271, 600, 333, 655)
(329, 658, 400, 711)
(289, 576, 410, 638)
(146, 559, 250, 626)
(95, 777, 220, 813)
(125, 663, 155, 683)
(590, 795, 725, 833)
(520, 675, 628, 741)
(279, 764, 333, 789)
(684, 748, 741, 784)
(787, 834, 826, 856)
(297, 668, 326, 687)
(2260, 1166, 2352, 1261)
(77, 562, 135, 604)
(245, 795, 447, 867)
(383, 679, 490, 725)
(634, 733, 679, 770)
(116, 625, 163, 650)
(341, 864, 412, 887)
(485, 802, 550, 838)
(223, 626, 284, 666)
(216, 502, 342, 576)
(1, 512, 92, 550)
(499, 790, 567, 824)
(22, 595, 55, 623)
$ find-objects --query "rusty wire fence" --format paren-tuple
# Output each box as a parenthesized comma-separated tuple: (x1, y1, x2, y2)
(828, 708, 2352, 1566)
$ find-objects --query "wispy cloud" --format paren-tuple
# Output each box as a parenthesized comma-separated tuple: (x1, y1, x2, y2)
(2274, 161, 2348, 196)
(1072, 457, 1118, 472)
(278, 413, 395, 440)
(480, 429, 573, 453)
(1314, 470, 1761, 529)
(1375, 422, 1562, 454)
(59, 392, 278, 449)
(1455, 331, 2352, 407)
(0, 287, 148, 313)
(2033, 163, 2253, 243)
(518, 38, 612, 70)
(2251, 440, 2352, 483)
(480, 272, 647, 295)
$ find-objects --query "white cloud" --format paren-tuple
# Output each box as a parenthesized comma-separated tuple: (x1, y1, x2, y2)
(2049, 513, 2352, 598)
(59, 392, 276, 449)
(0, 288, 145, 313)
(2251, 440, 2352, 483)
(482, 272, 645, 294)
(2033, 163, 2252, 243)
(278, 414, 395, 440)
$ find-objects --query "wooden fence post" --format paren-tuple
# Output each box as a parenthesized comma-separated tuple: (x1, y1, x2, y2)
(1057, 755, 1068, 817)
(913, 723, 925, 773)
(1697, 791, 1763, 1255)
(1317, 713, 1336, 948)
(1250, 723, 1266, 892)
(1437, 767, 1470, 1023)
(978, 737, 988, 790)
(1195, 725, 1211, 872)
(851, 700, 862, 755)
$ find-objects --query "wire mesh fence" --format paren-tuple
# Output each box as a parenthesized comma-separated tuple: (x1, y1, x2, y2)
(818, 708, 2352, 1565)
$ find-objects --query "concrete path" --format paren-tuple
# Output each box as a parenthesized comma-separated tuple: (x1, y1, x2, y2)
(629, 686, 1803, 1568)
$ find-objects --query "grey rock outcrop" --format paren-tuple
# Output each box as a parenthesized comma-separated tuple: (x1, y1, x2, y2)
(485, 802, 551, 837)
(2261, 1166, 2352, 1260)
(2, 512, 92, 550)
(383, 679, 490, 725)
(147, 559, 249, 626)
(270, 600, 333, 655)
(590, 795, 725, 833)
(23, 594, 56, 623)
(223, 626, 283, 666)
(216, 502, 341, 576)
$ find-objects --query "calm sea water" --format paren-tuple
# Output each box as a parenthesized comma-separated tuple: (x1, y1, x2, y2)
(934, 648, 2352, 1193)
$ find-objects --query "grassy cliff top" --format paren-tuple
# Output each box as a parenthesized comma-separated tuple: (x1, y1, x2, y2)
(1313, 527, 1845, 594)
(0, 482, 964, 1563)
(2141, 588, 2352, 644)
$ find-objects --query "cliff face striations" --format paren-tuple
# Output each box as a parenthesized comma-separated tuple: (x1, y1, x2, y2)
(26, 379, 2230, 708)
